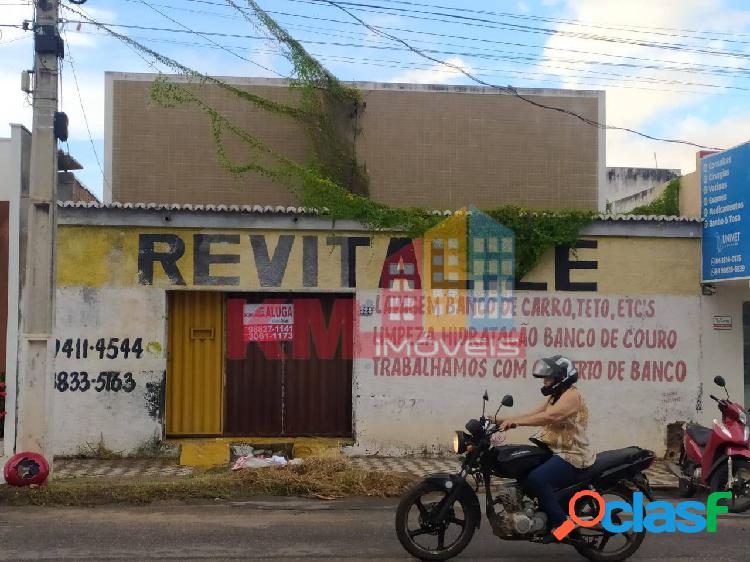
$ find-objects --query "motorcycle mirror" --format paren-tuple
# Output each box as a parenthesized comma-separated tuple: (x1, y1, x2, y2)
(501, 394, 514, 407)
(483, 391, 489, 401)
(714, 376, 726, 388)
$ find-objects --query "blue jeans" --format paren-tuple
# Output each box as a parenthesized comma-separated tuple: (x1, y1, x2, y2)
(523, 455, 584, 529)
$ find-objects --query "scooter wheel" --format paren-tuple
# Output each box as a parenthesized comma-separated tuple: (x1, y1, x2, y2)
(709, 460, 750, 513)
(677, 477, 697, 498)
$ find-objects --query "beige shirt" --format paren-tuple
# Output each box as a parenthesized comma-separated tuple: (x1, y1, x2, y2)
(536, 387, 595, 469)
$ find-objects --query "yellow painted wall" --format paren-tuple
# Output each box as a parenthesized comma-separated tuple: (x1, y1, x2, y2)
(57, 226, 700, 296)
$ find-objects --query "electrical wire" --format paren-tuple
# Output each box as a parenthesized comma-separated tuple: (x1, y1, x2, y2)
(286, 0, 750, 61)
(61, 2, 286, 92)
(176, 0, 750, 42)
(319, 0, 724, 150)
(131, 0, 283, 77)
(61, 27, 110, 194)
(65, 2, 750, 76)
(60, 0, 727, 149)
(66, 28, 750, 97)
(369, 0, 750, 42)
(59, 3, 750, 78)
(57, 19, 750, 86)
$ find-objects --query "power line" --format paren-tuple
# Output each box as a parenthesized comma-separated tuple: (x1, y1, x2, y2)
(58, 19, 750, 87)
(273, 19, 750, 83)
(69, 27, 741, 96)
(54, 9, 750, 80)
(370, 0, 750, 42)
(58, 0, 730, 148)
(61, 27, 110, 194)
(318, 0, 724, 150)
(67, 27, 750, 97)
(175, 0, 750, 42)
(127, 0, 748, 78)
(263, 10, 750, 78)
(131, 0, 283, 77)
(287, 0, 750, 62)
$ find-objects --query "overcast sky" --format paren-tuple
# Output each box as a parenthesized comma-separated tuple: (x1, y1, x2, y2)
(3, 0, 750, 199)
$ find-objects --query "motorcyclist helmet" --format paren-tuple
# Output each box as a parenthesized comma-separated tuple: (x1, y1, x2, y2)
(531, 355, 578, 400)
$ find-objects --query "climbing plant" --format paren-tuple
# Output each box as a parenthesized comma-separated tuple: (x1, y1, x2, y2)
(150, 1, 367, 197)
(148, 2, 595, 281)
(629, 178, 681, 216)
(484, 207, 596, 281)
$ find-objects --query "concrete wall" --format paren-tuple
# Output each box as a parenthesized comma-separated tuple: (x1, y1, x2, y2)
(605, 167, 680, 214)
(0, 124, 30, 464)
(49, 210, 716, 459)
(105, 74, 604, 210)
(680, 153, 703, 218)
(53, 287, 166, 455)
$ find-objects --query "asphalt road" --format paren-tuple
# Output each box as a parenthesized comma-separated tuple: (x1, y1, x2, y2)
(0, 494, 748, 561)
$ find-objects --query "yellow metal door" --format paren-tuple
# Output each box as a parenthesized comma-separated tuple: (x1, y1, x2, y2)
(167, 291, 224, 435)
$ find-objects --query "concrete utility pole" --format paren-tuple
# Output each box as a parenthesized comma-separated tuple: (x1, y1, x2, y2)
(16, 0, 60, 456)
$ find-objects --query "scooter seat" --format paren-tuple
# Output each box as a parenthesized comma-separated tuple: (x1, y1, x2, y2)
(686, 424, 712, 447)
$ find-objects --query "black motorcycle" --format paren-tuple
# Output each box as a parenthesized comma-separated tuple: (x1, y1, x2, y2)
(395, 392, 656, 561)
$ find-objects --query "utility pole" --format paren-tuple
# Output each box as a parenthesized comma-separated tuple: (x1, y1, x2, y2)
(16, 0, 61, 456)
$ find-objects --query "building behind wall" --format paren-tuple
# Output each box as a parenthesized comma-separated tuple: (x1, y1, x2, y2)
(605, 167, 681, 214)
(105, 74, 606, 210)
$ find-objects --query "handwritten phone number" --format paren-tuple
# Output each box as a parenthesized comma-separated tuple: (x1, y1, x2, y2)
(54, 371, 136, 393)
(55, 338, 144, 360)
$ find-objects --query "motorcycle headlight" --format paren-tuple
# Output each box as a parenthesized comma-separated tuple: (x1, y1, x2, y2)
(740, 410, 748, 425)
(453, 431, 467, 455)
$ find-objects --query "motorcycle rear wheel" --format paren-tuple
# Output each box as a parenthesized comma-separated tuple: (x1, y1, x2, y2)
(709, 459, 750, 513)
(573, 486, 646, 562)
(395, 480, 478, 561)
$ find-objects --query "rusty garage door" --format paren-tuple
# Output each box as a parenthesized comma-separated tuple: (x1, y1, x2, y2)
(166, 291, 224, 436)
(225, 293, 353, 437)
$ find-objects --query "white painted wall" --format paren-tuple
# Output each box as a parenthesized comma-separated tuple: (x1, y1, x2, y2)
(52, 287, 167, 455)
(698, 285, 747, 428)
(45, 286, 748, 460)
(349, 291, 704, 458)
(0, 124, 26, 468)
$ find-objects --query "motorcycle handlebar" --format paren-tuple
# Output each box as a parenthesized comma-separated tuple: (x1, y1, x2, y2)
(710, 394, 720, 402)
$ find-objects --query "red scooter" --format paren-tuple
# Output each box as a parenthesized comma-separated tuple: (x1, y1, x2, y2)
(672, 376, 750, 512)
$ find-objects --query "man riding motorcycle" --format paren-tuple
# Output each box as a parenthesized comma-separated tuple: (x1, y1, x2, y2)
(496, 355, 594, 542)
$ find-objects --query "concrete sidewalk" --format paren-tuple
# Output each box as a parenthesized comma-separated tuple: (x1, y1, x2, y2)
(348, 456, 679, 488)
(43, 456, 677, 488)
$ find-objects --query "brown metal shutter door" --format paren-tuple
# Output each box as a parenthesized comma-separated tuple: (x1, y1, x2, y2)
(224, 295, 284, 436)
(284, 295, 353, 437)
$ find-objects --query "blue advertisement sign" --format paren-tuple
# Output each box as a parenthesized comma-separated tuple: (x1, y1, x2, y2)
(702, 142, 750, 282)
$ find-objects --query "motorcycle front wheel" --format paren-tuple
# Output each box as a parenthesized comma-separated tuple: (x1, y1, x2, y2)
(395, 480, 478, 561)
(573, 486, 647, 562)
(709, 459, 750, 513)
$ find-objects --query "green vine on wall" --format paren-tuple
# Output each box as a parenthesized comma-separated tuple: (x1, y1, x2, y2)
(629, 178, 681, 216)
(148, 2, 595, 282)
(150, 1, 368, 198)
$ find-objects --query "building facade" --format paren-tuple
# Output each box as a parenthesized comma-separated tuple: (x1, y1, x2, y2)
(605, 167, 681, 214)
(7, 202, 734, 465)
(105, 74, 606, 211)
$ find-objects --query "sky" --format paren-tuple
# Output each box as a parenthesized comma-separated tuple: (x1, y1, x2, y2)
(3, 0, 750, 199)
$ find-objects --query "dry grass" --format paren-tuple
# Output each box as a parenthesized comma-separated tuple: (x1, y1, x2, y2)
(0, 457, 416, 506)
